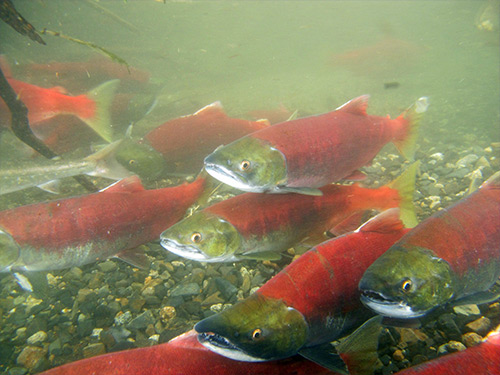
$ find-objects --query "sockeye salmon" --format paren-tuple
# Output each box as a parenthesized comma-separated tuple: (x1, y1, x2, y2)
(37, 330, 334, 375)
(0, 77, 118, 142)
(204, 95, 428, 195)
(0, 175, 206, 272)
(139, 101, 270, 175)
(194, 209, 409, 370)
(160, 163, 418, 262)
(359, 171, 500, 319)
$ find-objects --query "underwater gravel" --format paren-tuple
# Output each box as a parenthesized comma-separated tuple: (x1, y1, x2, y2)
(0, 131, 499, 374)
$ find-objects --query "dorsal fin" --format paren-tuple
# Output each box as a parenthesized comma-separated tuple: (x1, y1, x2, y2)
(336, 95, 370, 116)
(101, 175, 145, 193)
(193, 101, 226, 118)
(357, 208, 405, 234)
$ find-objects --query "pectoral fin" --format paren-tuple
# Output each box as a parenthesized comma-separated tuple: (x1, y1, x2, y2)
(276, 186, 323, 196)
(453, 290, 500, 307)
(299, 344, 348, 374)
(114, 246, 150, 269)
(239, 251, 282, 261)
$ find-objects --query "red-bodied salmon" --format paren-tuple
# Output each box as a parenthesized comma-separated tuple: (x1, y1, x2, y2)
(0, 175, 206, 272)
(141, 101, 270, 174)
(204, 95, 428, 196)
(160, 163, 418, 262)
(391, 325, 500, 375)
(38, 330, 335, 375)
(193, 209, 409, 371)
(0, 77, 118, 142)
(359, 171, 500, 319)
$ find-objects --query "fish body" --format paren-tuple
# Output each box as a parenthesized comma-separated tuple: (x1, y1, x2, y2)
(37, 330, 334, 375)
(194, 209, 410, 363)
(359, 171, 500, 319)
(204, 96, 428, 195)
(0, 175, 206, 272)
(0, 141, 131, 195)
(394, 326, 500, 375)
(160, 163, 417, 262)
(0, 78, 118, 142)
(142, 101, 270, 174)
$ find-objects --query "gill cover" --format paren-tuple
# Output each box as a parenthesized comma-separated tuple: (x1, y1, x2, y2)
(195, 293, 308, 361)
(204, 137, 287, 193)
(160, 211, 242, 262)
(359, 245, 456, 318)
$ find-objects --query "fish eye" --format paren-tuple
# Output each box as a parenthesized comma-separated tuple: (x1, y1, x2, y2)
(401, 279, 412, 293)
(239, 160, 251, 172)
(252, 328, 262, 340)
(129, 159, 136, 165)
(191, 232, 202, 243)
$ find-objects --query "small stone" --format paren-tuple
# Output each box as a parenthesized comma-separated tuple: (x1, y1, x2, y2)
(466, 316, 491, 336)
(127, 310, 155, 330)
(392, 349, 405, 361)
(438, 313, 462, 341)
(8, 368, 28, 375)
(462, 332, 483, 348)
(64, 267, 83, 281)
(82, 343, 106, 358)
(114, 311, 133, 326)
(411, 354, 428, 366)
(447, 340, 466, 353)
(399, 328, 428, 347)
(97, 260, 118, 273)
(215, 277, 238, 300)
(48, 338, 62, 356)
(201, 292, 225, 306)
(170, 282, 200, 297)
(16, 346, 47, 370)
(129, 297, 146, 313)
(453, 304, 480, 316)
(26, 331, 47, 345)
(159, 306, 176, 323)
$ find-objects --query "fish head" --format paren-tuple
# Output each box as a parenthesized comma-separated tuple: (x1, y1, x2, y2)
(359, 245, 455, 319)
(160, 211, 242, 262)
(115, 139, 167, 180)
(0, 228, 20, 272)
(204, 137, 287, 193)
(195, 293, 308, 361)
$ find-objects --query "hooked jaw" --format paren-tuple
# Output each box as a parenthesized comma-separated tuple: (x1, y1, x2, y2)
(196, 331, 268, 362)
(204, 155, 264, 193)
(359, 290, 424, 319)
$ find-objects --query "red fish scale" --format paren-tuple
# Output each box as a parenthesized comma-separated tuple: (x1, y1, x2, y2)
(252, 110, 403, 186)
(0, 177, 205, 252)
(38, 330, 334, 375)
(258, 227, 409, 323)
(399, 180, 500, 277)
(205, 183, 400, 239)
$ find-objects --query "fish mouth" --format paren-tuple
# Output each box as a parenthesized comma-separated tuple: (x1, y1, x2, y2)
(159, 238, 235, 263)
(204, 161, 264, 193)
(360, 290, 423, 319)
(197, 332, 267, 362)
(159, 238, 211, 262)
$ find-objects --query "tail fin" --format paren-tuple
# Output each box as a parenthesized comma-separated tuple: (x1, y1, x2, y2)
(393, 97, 429, 161)
(81, 79, 120, 142)
(85, 140, 134, 180)
(387, 162, 420, 228)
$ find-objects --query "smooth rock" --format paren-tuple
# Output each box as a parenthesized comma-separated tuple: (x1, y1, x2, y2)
(465, 316, 491, 336)
(16, 346, 47, 370)
(127, 310, 155, 330)
(82, 343, 106, 358)
(170, 282, 200, 297)
(97, 260, 118, 273)
(462, 332, 483, 348)
(26, 330, 47, 345)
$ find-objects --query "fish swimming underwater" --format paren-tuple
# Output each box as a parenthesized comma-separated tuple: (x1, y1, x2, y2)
(0, 141, 131, 195)
(37, 330, 334, 375)
(160, 163, 418, 262)
(194, 209, 409, 368)
(139, 101, 270, 175)
(359, 171, 500, 319)
(0, 175, 206, 272)
(204, 95, 428, 195)
(0, 77, 118, 142)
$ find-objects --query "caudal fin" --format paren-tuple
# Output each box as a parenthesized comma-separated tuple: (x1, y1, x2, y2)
(387, 161, 420, 228)
(81, 79, 120, 142)
(393, 97, 429, 161)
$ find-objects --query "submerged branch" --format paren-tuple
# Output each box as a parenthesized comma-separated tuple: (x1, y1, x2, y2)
(0, 0, 46, 44)
(40, 29, 131, 73)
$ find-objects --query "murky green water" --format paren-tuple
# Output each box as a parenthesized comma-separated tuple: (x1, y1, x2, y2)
(0, 1, 499, 374)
